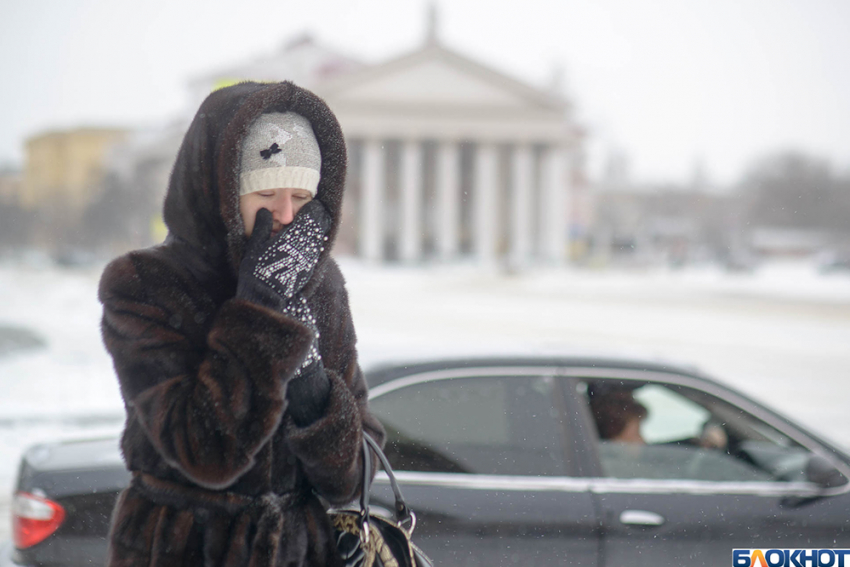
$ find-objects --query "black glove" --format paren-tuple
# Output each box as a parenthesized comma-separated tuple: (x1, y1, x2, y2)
(287, 358, 332, 426)
(282, 296, 330, 425)
(237, 201, 332, 310)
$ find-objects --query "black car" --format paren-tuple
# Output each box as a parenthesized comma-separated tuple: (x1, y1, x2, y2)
(7, 356, 850, 566)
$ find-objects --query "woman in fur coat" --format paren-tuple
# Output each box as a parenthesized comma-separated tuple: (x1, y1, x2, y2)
(98, 81, 384, 567)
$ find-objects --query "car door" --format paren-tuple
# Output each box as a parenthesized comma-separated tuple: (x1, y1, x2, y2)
(569, 369, 850, 567)
(366, 365, 601, 567)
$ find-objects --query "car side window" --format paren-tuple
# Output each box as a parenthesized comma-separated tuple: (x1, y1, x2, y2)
(582, 380, 819, 483)
(369, 374, 569, 476)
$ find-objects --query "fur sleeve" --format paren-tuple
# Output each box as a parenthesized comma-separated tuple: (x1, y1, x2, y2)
(284, 259, 386, 505)
(99, 251, 314, 489)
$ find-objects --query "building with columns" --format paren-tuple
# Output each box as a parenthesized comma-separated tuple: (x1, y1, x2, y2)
(313, 39, 582, 265)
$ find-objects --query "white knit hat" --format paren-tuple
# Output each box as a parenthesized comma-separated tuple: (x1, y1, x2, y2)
(239, 112, 322, 197)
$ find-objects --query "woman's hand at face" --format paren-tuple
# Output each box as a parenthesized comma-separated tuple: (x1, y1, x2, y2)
(236, 200, 332, 306)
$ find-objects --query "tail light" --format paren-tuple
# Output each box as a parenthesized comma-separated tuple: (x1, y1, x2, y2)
(12, 491, 66, 549)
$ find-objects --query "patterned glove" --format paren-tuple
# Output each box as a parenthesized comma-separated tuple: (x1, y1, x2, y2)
(282, 294, 321, 372)
(237, 201, 331, 310)
(237, 202, 331, 417)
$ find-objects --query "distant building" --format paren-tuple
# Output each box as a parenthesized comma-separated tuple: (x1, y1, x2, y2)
(22, 128, 127, 211)
(321, 44, 579, 265)
(0, 166, 22, 206)
(591, 184, 735, 267)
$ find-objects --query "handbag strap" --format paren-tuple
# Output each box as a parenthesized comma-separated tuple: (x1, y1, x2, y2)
(359, 432, 415, 541)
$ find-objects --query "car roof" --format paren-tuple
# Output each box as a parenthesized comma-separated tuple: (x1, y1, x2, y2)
(363, 353, 709, 390)
(22, 436, 125, 473)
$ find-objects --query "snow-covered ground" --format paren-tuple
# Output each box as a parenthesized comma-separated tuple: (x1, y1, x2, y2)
(1, 257, 849, 542)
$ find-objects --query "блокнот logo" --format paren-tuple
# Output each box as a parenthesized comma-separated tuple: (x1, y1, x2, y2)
(734, 549, 850, 567)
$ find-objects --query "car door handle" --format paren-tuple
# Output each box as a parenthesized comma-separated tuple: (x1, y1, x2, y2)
(619, 510, 666, 526)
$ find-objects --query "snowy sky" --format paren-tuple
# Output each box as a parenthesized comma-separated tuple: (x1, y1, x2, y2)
(1, 0, 849, 185)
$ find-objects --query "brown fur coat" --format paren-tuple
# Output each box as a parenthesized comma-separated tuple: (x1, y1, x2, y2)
(99, 82, 384, 567)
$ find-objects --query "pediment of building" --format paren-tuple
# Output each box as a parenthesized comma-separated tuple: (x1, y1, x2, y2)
(317, 44, 565, 113)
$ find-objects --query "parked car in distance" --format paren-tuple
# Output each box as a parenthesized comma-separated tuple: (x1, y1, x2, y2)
(6, 356, 850, 566)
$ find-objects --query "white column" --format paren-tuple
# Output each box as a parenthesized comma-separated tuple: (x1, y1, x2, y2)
(509, 144, 534, 266)
(360, 139, 384, 262)
(539, 144, 570, 264)
(399, 139, 423, 262)
(435, 140, 460, 260)
(473, 142, 499, 264)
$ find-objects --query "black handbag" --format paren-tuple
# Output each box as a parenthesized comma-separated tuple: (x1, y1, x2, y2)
(329, 432, 433, 567)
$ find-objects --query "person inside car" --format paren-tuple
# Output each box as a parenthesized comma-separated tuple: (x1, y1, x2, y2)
(698, 421, 729, 450)
(589, 389, 648, 445)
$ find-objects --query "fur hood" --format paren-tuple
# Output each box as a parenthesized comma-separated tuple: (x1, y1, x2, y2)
(163, 81, 347, 277)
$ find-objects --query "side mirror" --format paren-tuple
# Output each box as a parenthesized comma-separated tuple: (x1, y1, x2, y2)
(805, 455, 847, 489)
